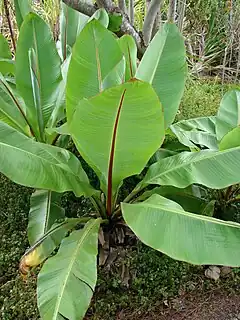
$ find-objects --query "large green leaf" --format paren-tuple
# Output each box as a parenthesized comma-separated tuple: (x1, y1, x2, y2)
(171, 116, 216, 135)
(38, 218, 101, 320)
(219, 126, 240, 150)
(0, 121, 94, 196)
(0, 74, 30, 134)
(136, 23, 186, 128)
(20, 218, 85, 273)
(170, 116, 218, 150)
(118, 35, 137, 81)
(16, 13, 62, 138)
(216, 90, 240, 141)
(171, 123, 218, 150)
(138, 186, 208, 214)
(14, 0, 31, 29)
(122, 194, 240, 266)
(69, 81, 164, 213)
(66, 19, 123, 118)
(59, 2, 88, 61)
(139, 148, 240, 191)
(28, 190, 65, 245)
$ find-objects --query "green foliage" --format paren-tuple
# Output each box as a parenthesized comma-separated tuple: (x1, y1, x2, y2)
(69, 80, 164, 203)
(1, 9, 240, 320)
(136, 23, 187, 128)
(15, 13, 62, 141)
(14, 0, 31, 30)
(59, 3, 88, 61)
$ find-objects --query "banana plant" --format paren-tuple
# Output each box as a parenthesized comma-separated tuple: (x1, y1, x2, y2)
(1, 9, 240, 320)
(167, 89, 240, 219)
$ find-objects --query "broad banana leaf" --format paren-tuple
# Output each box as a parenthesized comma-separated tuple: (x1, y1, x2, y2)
(136, 23, 187, 128)
(118, 35, 137, 81)
(171, 126, 218, 150)
(16, 13, 62, 137)
(138, 147, 240, 191)
(14, 0, 31, 29)
(137, 186, 208, 214)
(68, 80, 164, 214)
(171, 116, 218, 150)
(28, 190, 65, 245)
(216, 90, 240, 141)
(38, 219, 101, 320)
(66, 19, 123, 118)
(59, 2, 88, 60)
(122, 194, 240, 266)
(0, 121, 94, 196)
(20, 218, 86, 274)
(171, 116, 216, 134)
(219, 126, 240, 150)
(0, 74, 30, 135)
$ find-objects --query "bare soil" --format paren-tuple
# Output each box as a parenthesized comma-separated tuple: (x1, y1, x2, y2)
(118, 290, 240, 320)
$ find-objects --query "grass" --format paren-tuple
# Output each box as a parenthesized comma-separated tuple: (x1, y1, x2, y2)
(0, 78, 240, 319)
(178, 76, 240, 120)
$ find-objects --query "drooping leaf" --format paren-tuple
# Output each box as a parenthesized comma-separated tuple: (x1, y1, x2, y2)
(171, 126, 218, 150)
(69, 81, 164, 213)
(0, 74, 30, 135)
(0, 121, 95, 196)
(14, 0, 31, 29)
(20, 218, 87, 274)
(90, 8, 109, 28)
(66, 19, 123, 118)
(216, 90, 240, 141)
(28, 190, 65, 245)
(118, 35, 137, 81)
(38, 219, 101, 320)
(171, 116, 217, 135)
(59, 2, 88, 61)
(16, 13, 62, 137)
(219, 126, 240, 150)
(122, 194, 240, 266)
(136, 23, 187, 128)
(171, 116, 218, 150)
(138, 186, 208, 214)
(138, 147, 240, 191)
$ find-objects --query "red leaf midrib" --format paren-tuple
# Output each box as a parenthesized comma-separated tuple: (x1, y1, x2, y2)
(106, 89, 127, 216)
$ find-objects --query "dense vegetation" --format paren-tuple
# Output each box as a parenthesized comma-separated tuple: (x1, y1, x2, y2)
(0, 1, 240, 320)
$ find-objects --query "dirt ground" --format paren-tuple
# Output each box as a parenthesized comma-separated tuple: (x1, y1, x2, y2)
(119, 290, 240, 320)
